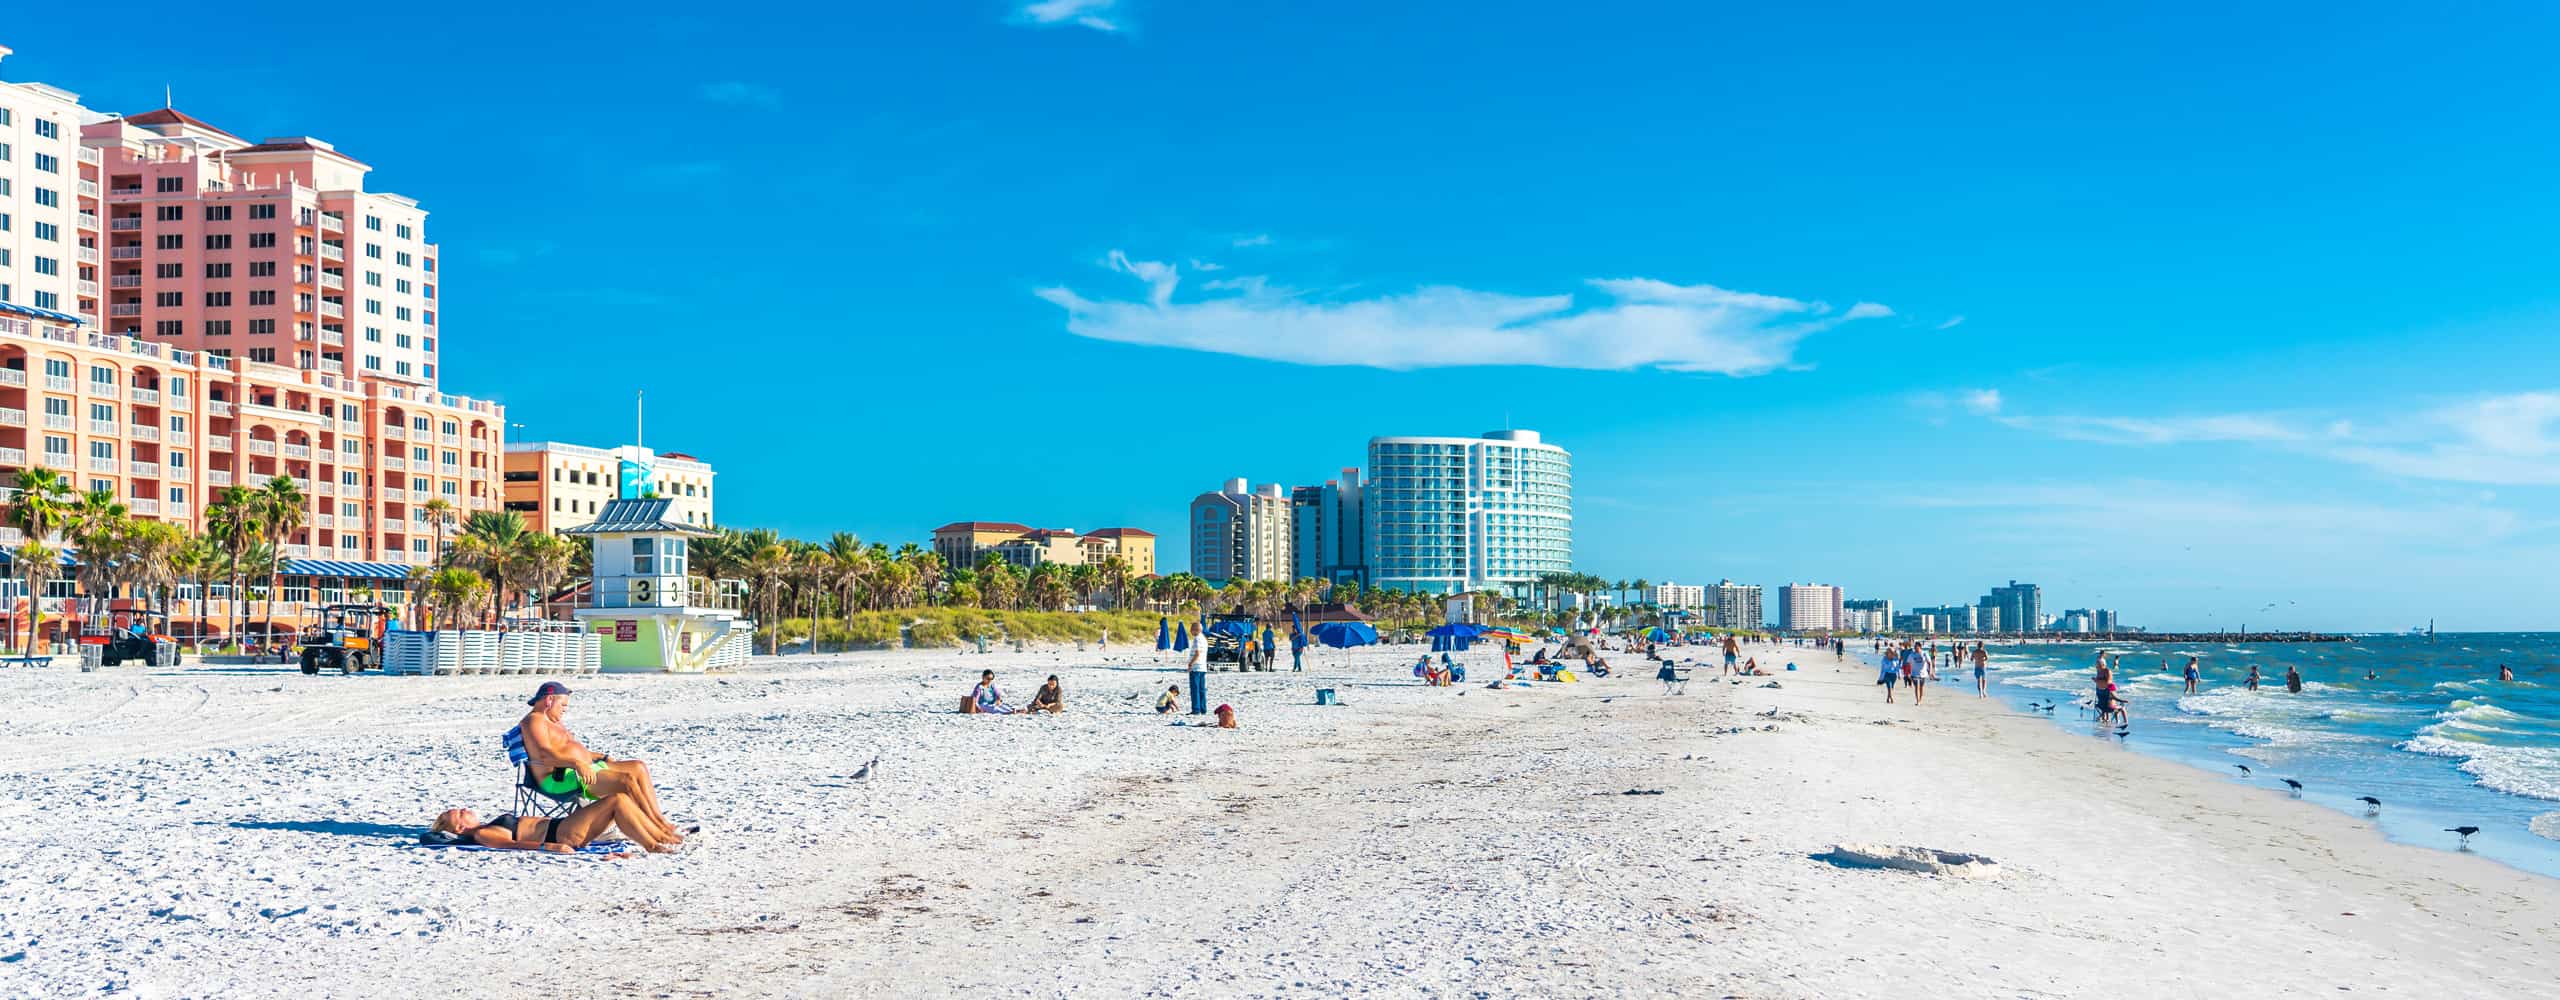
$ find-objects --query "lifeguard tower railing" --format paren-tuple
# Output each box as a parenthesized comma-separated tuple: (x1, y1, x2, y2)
(572, 576, 748, 613)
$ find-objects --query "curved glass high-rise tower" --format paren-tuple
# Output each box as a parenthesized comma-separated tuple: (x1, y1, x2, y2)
(1364, 430, 1571, 596)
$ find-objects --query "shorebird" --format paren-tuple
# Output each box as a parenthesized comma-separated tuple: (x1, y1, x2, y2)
(2356, 796, 2382, 812)
(851, 756, 879, 782)
(2234, 764, 2252, 776)
(2448, 826, 2480, 849)
(2281, 778, 2304, 796)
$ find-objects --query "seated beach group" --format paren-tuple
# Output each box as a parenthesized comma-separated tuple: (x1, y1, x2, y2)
(967, 671, 1237, 727)
(424, 681, 691, 856)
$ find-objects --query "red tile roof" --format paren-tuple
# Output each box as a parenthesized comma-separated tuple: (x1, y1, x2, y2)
(933, 521, 1032, 535)
(1086, 527, 1156, 539)
(122, 108, 242, 141)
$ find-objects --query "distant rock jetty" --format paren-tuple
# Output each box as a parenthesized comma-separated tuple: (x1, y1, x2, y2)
(1985, 632, 2351, 644)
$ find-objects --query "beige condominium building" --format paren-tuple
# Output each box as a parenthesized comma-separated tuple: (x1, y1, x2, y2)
(503, 442, 714, 533)
(932, 521, 1157, 575)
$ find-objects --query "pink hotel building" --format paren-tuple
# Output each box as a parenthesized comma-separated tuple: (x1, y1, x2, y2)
(0, 45, 503, 635)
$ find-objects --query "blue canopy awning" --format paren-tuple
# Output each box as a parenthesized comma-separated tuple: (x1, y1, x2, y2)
(0, 301, 86, 326)
(281, 558, 413, 580)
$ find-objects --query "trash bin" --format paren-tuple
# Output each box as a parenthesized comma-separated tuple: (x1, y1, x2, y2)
(1315, 688, 1338, 706)
(155, 639, 180, 667)
(78, 643, 103, 671)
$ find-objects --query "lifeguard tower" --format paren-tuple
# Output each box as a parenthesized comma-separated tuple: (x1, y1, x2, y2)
(566, 497, 752, 672)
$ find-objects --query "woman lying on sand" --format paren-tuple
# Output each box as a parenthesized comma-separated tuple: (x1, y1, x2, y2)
(427, 794, 680, 854)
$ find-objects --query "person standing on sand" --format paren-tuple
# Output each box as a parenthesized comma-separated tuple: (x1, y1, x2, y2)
(1879, 645, 1901, 703)
(1186, 636, 1210, 716)
(1723, 635, 1740, 675)
(1973, 644, 1989, 698)
(1912, 646, 1932, 705)
(2284, 664, 2303, 694)
(2183, 656, 2201, 695)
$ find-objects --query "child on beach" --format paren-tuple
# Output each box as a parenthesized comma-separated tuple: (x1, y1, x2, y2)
(1157, 685, 1181, 714)
(1214, 704, 1238, 729)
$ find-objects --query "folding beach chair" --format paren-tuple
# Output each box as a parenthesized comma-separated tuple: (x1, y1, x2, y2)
(502, 724, 582, 819)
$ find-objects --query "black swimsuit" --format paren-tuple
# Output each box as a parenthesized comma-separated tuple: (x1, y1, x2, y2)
(482, 813, 564, 844)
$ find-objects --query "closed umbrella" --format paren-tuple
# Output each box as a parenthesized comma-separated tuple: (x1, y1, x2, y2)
(1174, 622, 1190, 652)
(1291, 610, 1307, 649)
(1156, 617, 1172, 651)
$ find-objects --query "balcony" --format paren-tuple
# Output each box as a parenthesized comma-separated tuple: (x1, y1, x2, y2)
(78, 246, 101, 265)
(110, 186, 143, 197)
(0, 447, 22, 466)
(130, 387, 160, 405)
(109, 304, 143, 318)
(380, 486, 407, 502)
(0, 409, 21, 427)
(283, 443, 312, 460)
(78, 179, 100, 198)
(78, 213, 101, 230)
(383, 425, 406, 440)
(44, 375, 72, 392)
(247, 439, 278, 457)
(130, 498, 160, 515)
(439, 433, 460, 447)
(128, 460, 159, 477)
(314, 481, 335, 496)
(77, 280, 99, 298)
(41, 414, 72, 431)
(79, 147, 101, 166)
(110, 275, 143, 289)
(320, 244, 346, 262)
(88, 383, 118, 400)
(208, 470, 233, 487)
(208, 400, 233, 417)
(110, 246, 143, 261)
(320, 273, 345, 291)
(87, 456, 116, 473)
(382, 455, 405, 470)
(0, 370, 21, 388)
(39, 452, 72, 470)
(129, 424, 159, 442)
(320, 330, 345, 346)
(109, 218, 143, 232)
(319, 301, 345, 319)
(87, 419, 118, 435)
(314, 513, 335, 528)
(320, 213, 345, 233)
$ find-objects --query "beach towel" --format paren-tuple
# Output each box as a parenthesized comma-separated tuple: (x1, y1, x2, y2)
(416, 835, 637, 856)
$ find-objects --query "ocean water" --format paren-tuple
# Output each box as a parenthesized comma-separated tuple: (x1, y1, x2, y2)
(1967, 634, 2560, 878)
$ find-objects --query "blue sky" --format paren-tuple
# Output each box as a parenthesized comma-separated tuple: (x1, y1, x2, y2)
(15, 2, 2560, 630)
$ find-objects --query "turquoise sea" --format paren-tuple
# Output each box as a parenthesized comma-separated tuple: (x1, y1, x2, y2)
(1973, 634, 2560, 878)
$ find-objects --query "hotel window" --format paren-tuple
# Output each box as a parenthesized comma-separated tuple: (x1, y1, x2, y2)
(364, 300, 381, 315)
(170, 450, 187, 467)
(340, 537, 358, 551)
(249, 261, 275, 277)
(88, 402, 112, 422)
(365, 327, 382, 342)
(394, 224, 412, 239)
(33, 152, 57, 173)
(363, 355, 381, 371)
(155, 292, 183, 307)
(205, 234, 232, 250)
(43, 436, 68, 458)
(31, 256, 55, 276)
(394, 307, 411, 321)
(631, 537, 657, 575)
(155, 234, 183, 250)
(32, 188, 56, 207)
(204, 292, 232, 307)
(89, 441, 113, 461)
(364, 243, 382, 259)
(395, 334, 412, 349)
(394, 279, 411, 294)
(365, 216, 382, 231)
(365, 271, 381, 287)
(170, 487, 186, 506)
(396, 252, 412, 267)
(411, 476, 427, 492)
(204, 320, 232, 336)
(33, 118, 55, 139)
(249, 203, 276, 220)
(394, 361, 412, 376)
(248, 232, 275, 248)
(154, 320, 183, 336)
(206, 262, 232, 279)
(249, 291, 274, 306)
(33, 222, 56, 241)
(157, 177, 183, 193)
(205, 205, 233, 222)
(247, 348, 274, 363)
(156, 205, 184, 221)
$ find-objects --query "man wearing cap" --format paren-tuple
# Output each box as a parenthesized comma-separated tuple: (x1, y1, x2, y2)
(518, 681, 685, 845)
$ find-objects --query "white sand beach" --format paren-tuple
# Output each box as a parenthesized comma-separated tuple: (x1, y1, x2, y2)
(2, 641, 2554, 998)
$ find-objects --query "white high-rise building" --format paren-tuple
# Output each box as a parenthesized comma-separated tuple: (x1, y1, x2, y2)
(1778, 583, 1844, 632)
(1190, 478, 1295, 583)
(1651, 581, 1706, 610)
(0, 48, 103, 331)
(1365, 430, 1571, 596)
(1707, 580, 1763, 631)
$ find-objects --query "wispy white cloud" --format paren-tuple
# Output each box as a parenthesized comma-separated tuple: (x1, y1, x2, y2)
(1978, 388, 2560, 486)
(1935, 315, 1966, 330)
(697, 81, 781, 106)
(1960, 388, 2002, 416)
(1231, 233, 1273, 248)
(1012, 0, 1125, 32)
(1035, 254, 1891, 373)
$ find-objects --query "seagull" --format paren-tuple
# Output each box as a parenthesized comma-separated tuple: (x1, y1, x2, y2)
(2113, 725, 2131, 740)
(2281, 778, 2303, 796)
(2448, 826, 2480, 848)
(2356, 796, 2381, 813)
(851, 756, 879, 782)
(2234, 764, 2252, 776)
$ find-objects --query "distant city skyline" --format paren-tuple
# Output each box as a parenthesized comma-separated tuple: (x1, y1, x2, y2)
(15, 6, 2560, 630)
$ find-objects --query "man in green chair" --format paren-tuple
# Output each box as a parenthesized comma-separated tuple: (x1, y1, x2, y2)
(517, 681, 687, 846)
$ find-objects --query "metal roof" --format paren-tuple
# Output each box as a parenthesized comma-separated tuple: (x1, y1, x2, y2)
(564, 497, 715, 537)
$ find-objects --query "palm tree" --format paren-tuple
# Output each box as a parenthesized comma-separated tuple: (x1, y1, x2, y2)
(506, 532, 576, 620)
(422, 567, 489, 633)
(3, 469, 74, 657)
(203, 485, 262, 649)
(454, 510, 528, 621)
(1098, 555, 1132, 610)
(69, 493, 133, 632)
(257, 475, 307, 642)
(125, 521, 184, 627)
(172, 531, 218, 643)
(743, 541, 792, 654)
(420, 497, 457, 569)
(1066, 563, 1101, 609)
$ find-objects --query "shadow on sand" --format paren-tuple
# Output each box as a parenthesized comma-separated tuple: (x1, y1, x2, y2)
(225, 819, 420, 840)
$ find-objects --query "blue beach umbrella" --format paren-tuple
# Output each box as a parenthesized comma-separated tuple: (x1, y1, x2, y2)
(1156, 617, 1172, 651)
(1425, 622, 1483, 639)
(1310, 621, 1379, 648)
(1174, 622, 1190, 652)
(1208, 619, 1256, 640)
